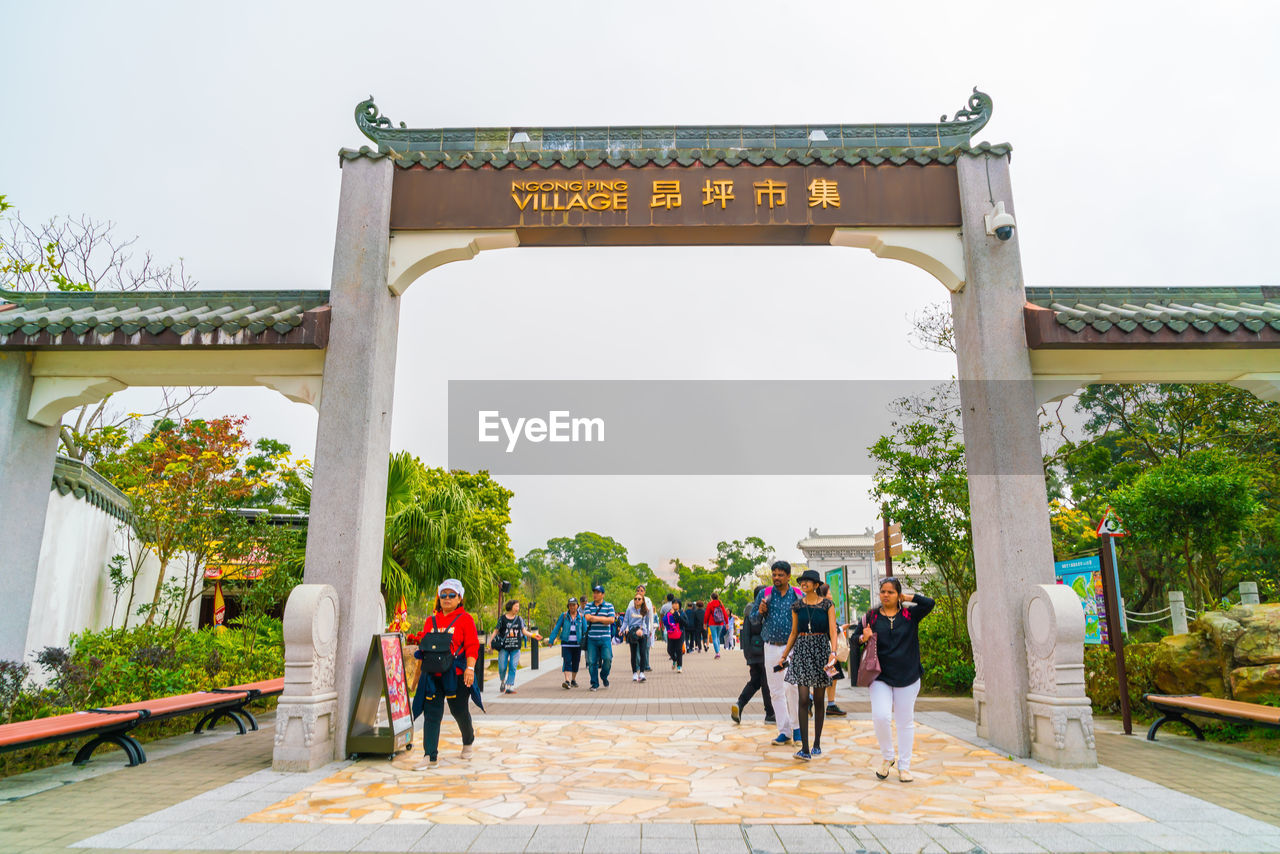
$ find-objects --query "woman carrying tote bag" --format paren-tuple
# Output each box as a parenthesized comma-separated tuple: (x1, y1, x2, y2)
(858, 577, 934, 783)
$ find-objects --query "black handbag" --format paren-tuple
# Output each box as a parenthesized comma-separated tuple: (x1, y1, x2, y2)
(626, 626, 643, 644)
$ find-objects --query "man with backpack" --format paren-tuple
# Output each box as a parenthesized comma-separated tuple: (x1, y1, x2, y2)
(750, 560, 802, 745)
(731, 585, 775, 725)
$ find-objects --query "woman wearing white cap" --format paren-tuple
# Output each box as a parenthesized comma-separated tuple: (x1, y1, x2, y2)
(411, 579, 480, 770)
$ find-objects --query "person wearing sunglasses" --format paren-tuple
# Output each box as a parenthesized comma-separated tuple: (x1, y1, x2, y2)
(411, 579, 480, 770)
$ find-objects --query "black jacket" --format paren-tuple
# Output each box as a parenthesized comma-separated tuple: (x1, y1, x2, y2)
(741, 609, 765, 665)
(862, 595, 935, 687)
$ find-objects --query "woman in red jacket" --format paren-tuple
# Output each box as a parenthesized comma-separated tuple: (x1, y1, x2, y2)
(411, 578, 480, 770)
(705, 594, 730, 659)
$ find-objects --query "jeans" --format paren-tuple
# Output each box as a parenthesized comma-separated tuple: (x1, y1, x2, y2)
(869, 678, 922, 771)
(497, 648, 519, 686)
(736, 661, 774, 719)
(585, 636, 613, 688)
(421, 691, 474, 759)
(560, 646, 581, 675)
(762, 643, 798, 737)
(710, 625, 723, 654)
(627, 639, 649, 673)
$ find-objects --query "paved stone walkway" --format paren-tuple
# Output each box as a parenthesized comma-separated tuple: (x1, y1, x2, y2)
(1, 649, 1277, 853)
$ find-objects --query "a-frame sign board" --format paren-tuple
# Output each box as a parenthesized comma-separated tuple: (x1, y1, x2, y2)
(346, 633, 413, 759)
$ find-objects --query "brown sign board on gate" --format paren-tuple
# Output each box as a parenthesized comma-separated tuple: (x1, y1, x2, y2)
(389, 164, 962, 244)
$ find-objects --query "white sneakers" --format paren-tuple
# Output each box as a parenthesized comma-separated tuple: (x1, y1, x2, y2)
(632, 672, 647, 682)
(460, 744, 474, 760)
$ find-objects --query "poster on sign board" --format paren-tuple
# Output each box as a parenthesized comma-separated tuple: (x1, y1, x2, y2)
(1053, 555, 1107, 645)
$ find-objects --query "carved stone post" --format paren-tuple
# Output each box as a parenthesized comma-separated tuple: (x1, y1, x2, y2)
(1024, 584, 1097, 768)
(1168, 591, 1189, 635)
(273, 584, 340, 771)
(967, 593, 988, 740)
(1240, 582, 1260, 605)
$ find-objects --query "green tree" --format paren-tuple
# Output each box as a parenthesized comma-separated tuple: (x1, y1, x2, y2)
(1111, 449, 1259, 607)
(545, 532, 629, 587)
(289, 453, 495, 618)
(420, 467, 515, 573)
(713, 537, 774, 586)
(673, 559, 724, 604)
(869, 412, 975, 611)
(93, 415, 301, 636)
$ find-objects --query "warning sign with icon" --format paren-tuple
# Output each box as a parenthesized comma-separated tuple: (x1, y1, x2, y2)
(1095, 506, 1128, 537)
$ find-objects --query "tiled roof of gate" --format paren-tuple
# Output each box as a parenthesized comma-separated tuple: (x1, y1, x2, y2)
(345, 91, 1008, 170)
(1025, 287, 1280, 335)
(339, 141, 1013, 170)
(0, 289, 331, 347)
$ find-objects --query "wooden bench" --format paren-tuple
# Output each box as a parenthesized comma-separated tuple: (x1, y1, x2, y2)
(0, 677, 285, 768)
(195, 678, 285, 734)
(1143, 693, 1280, 741)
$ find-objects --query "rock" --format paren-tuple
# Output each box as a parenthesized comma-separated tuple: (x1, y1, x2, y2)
(1152, 632, 1227, 697)
(1228, 663, 1280, 704)
(1232, 604, 1280, 666)
(1195, 611, 1244, 653)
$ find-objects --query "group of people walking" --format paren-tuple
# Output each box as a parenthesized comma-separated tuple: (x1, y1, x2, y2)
(408, 560, 934, 782)
(740, 560, 934, 778)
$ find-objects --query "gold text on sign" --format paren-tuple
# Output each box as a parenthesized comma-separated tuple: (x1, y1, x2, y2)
(807, 179, 840, 208)
(754, 180, 787, 209)
(511, 180, 628, 212)
(650, 180, 682, 210)
(702, 179, 735, 209)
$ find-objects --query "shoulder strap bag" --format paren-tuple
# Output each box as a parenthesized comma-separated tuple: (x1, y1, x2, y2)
(855, 611, 882, 687)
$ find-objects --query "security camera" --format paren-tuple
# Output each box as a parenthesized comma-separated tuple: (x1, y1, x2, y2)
(985, 201, 1015, 241)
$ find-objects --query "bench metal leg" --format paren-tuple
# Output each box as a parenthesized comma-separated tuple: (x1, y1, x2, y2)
(194, 708, 248, 735)
(73, 732, 144, 766)
(239, 708, 259, 731)
(1147, 712, 1205, 742)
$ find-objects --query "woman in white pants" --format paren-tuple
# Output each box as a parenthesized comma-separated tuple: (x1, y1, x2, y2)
(859, 578, 934, 783)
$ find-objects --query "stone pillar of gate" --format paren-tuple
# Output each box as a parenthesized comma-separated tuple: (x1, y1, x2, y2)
(299, 155, 398, 762)
(0, 352, 61, 666)
(951, 153, 1059, 758)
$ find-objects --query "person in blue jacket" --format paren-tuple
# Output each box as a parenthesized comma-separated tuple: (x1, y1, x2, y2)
(548, 597, 589, 690)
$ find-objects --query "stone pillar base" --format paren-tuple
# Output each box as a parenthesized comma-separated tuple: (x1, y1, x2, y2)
(273, 697, 338, 772)
(1024, 584, 1098, 768)
(1027, 696, 1096, 768)
(273, 584, 340, 772)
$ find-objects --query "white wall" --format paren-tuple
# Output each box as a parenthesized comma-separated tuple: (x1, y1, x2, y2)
(24, 488, 197, 675)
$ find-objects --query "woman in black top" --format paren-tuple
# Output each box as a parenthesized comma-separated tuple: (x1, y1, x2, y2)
(858, 577, 934, 782)
(779, 569, 839, 761)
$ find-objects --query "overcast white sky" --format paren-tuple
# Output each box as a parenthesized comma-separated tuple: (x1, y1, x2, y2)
(5, 2, 1278, 572)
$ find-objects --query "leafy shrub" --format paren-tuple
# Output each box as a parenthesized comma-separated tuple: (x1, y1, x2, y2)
(0, 622, 282, 777)
(1084, 643, 1160, 719)
(916, 596, 974, 694)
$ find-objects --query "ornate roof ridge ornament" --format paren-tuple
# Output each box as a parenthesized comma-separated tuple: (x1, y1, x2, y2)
(351, 88, 995, 159)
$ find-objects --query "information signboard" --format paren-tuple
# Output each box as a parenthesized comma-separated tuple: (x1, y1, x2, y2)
(825, 567, 848, 627)
(1053, 555, 1107, 645)
(346, 633, 413, 759)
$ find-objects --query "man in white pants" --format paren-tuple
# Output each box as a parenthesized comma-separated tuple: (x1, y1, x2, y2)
(750, 561, 802, 745)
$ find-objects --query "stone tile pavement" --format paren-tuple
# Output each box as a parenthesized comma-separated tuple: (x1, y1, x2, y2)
(2, 651, 1278, 853)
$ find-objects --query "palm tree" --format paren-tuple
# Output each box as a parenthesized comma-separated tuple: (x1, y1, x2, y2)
(382, 452, 490, 614)
(286, 452, 492, 616)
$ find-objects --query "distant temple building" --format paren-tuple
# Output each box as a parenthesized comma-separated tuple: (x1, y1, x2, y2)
(795, 528, 878, 610)
(796, 527, 939, 620)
